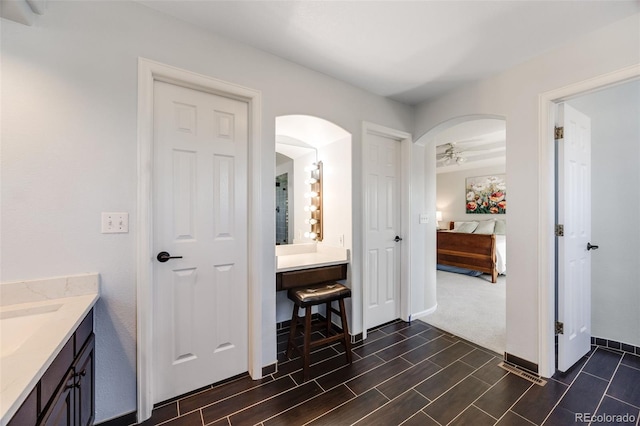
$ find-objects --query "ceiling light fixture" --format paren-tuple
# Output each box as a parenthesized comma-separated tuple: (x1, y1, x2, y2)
(442, 143, 466, 165)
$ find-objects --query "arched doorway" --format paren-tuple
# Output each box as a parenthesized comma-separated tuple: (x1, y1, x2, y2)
(417, 115, 507, 354)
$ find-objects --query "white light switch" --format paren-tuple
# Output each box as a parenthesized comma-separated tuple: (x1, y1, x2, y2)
(101, 212, 129, 233)
(419, 213, 429, 224)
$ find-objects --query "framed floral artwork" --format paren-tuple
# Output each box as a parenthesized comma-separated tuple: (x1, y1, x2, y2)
(465, 174, 506, 214)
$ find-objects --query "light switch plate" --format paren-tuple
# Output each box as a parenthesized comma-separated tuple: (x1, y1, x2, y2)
(419, 213, 429, 224)
(101, 212, 129, 233)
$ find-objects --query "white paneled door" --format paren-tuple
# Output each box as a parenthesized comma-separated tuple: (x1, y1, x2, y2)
(152, 81, 248, 402)
(557, 103, 592, 372)
(364, 132, 401, 329)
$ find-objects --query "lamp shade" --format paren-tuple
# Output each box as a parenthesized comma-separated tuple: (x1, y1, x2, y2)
(436, 211, 443, 222)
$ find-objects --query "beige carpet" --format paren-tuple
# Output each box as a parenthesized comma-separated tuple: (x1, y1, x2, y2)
(418, 270, 506, 354)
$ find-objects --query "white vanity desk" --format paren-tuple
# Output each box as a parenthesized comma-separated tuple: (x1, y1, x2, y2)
(276, 243, 349, 273)
(276, 244, 349, 290)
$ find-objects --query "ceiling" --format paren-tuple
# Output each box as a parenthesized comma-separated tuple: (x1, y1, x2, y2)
(275, 114, 351, 165)
(138, 0, 639, 105)
(435, 119, 505, 174)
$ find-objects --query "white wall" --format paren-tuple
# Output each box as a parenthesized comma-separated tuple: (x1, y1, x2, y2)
(568, 80, 640, 347)
(0, 1, 413, 421)
(436, 164, 507, 226)
(318, 136, 352, 249)
(413, 13, 640, 367)
(410, 143, 432, 318)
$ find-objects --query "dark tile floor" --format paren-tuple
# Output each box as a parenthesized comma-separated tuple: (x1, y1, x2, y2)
(136, 320, 640, 426)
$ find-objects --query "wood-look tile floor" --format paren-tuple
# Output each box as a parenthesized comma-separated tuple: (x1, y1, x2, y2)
(135, 320, 640, 426)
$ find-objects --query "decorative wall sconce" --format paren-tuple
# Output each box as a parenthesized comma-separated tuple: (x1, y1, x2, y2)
(303, 161, 322, 241)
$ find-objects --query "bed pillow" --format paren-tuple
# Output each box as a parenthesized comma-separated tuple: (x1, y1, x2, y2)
(494, 220, 506, 235)
(454, 221, 478, 233)
(452, 221, 472, 230)
(474, 219, 496, 234)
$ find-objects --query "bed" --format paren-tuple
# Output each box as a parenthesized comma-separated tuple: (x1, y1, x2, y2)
(436, 220, 506, 283)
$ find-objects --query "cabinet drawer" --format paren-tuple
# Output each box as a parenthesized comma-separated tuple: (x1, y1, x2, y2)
(277, 264, 347, 290)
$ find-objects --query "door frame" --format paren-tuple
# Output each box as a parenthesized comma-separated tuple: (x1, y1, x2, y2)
(361, 122, 412, 339)
(136, 58, 263, 421)
(537, 64, 640, 378)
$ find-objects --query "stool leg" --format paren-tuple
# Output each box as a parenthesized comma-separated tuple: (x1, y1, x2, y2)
(286, 305, 299, 360)
(325, 301, 332, 337)
(338, 298, 353, 364)
(303, 306, 312, 381)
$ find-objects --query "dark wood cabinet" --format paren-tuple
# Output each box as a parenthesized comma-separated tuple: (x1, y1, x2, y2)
(41, 369, 75, 426)
(8, 309, 95, 426)
(74, 335, 95, 426)
(41, 334, 95, 426)
(7, 387, 37, 426)
(276, 263, 347, 291)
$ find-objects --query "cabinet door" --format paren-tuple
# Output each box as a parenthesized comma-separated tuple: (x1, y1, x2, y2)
(7, 387, 37, 426)
(75, 335, 95, 426)
(41, 369, 75, 426)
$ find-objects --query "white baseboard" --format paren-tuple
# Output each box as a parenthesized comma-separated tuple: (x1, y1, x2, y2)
(409, 304, 438, 321)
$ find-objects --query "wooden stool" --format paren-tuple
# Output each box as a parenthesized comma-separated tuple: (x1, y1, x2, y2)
(286, 282, 353, 381)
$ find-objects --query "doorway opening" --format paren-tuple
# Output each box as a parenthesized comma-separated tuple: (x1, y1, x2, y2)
(538, 65, 640, 378)
(552, 79, 640, 373)
(420, 116, 507, 354)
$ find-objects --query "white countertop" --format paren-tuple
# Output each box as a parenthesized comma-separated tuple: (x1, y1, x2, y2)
(277, 252, 349, 272)
(276, 244, 349, 273)
(0, 274, 99, 426)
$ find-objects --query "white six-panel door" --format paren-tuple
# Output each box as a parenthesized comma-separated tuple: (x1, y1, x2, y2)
(152, 81, 248, 402)
(364, 132, 401, 329)
(557, 102, 592, 372)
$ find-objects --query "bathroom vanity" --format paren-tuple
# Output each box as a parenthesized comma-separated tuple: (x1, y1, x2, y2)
(0, 274, 99, 426)
(276, 244, 349, 290)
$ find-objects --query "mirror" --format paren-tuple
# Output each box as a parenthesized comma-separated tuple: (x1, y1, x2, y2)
(275, 115, 352, 248)
(275, 169, 290, 244)
(275, 137, 319, 244)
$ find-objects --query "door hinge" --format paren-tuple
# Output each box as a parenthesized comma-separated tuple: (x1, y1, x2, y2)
(555, 224, 564, 237)
(555, 126, 564, 139)
(555, 321, 564, 335)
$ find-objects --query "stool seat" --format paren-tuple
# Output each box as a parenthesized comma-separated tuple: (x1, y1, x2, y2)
(288, 283, 351, 307)
(286, 282, 353, 381)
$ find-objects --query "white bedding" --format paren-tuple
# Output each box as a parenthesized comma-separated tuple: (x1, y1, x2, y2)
(496, 234, 506, 274)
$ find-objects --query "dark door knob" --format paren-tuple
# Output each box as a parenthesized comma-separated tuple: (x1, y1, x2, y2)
(157, 251, 183, 262)
(394, 236, 403, 242)
(587, 242, 599, 251)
